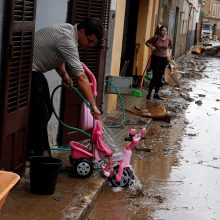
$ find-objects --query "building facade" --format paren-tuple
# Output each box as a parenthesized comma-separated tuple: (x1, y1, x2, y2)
(0, 0, 201, 174)
(201, 0, 220, 38)
(158, 0, 200, 57)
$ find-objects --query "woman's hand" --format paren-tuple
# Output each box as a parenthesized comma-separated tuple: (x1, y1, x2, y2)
(151, 46, 156, 50)
(145, 41, 156, 51)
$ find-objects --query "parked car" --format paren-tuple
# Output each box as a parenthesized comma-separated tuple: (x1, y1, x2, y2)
(201, 23, 213, 39)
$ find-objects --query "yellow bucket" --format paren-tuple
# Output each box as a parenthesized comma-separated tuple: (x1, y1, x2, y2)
(0, 170, 20, 209)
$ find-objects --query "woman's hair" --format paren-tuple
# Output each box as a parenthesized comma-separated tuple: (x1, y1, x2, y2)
(159, 25, 167, 32)
(77, 17, 104, 43)
(154, 25, 161, 35)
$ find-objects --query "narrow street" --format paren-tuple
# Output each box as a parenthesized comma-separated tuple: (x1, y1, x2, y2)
(88, 55, 220, 220)
(1, 1, 220, 220)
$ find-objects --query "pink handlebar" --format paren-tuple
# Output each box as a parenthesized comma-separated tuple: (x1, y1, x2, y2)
(81, 62, 97, 97)
(125, 128, 146, 150)
(140, 127, 146, 136)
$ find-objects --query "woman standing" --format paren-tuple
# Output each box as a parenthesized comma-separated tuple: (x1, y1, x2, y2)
(145, 25, 172, 100)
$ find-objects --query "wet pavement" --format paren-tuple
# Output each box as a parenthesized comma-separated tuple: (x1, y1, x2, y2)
(88, 56, 220, 219)
(1, 50, 220, 220)
(0, 164, 106, 220)
(0, 92, 152, 220)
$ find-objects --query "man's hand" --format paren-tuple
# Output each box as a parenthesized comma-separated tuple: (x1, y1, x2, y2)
(56, 63, 73, 86)
(77, 73, 102, 120)
(62, 73, 73, 86)
(91, 105, 102, 120)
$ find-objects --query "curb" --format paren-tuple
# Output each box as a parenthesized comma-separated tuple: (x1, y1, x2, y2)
(75, 178, 108, 220)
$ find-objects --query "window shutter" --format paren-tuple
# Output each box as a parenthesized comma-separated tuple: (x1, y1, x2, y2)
(0, 0, 36, 175)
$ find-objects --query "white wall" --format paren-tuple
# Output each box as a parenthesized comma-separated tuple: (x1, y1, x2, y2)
(35, 0, 69, 146)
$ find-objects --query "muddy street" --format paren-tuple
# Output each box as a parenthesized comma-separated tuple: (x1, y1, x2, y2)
(88, 56, 220, 220)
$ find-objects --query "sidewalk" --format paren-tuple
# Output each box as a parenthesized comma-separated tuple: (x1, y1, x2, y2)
(0, 90, 152, 220)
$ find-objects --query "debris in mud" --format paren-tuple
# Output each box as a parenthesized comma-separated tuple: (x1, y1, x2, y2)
(161, 124, 172, 128)
(135, 145, 152, 152)
(212, 82, 220, 86)
(123, 118, 151, 126)
(195, 100, 202, 105)
(166, 102, 185, 118)
(112, 187, 124, 192)
(125, 105, 170, 122)
(53, 196, 63, 202)
(79, 196, 89, 203)
(187, 133, 197, 137)
(204, 45, 220, 56)
(128, 186, 144, 198)
(104, 115, 123, 126)
(153, 195, 165, 203)
(128, 175, 144, 197)
(187, 60, 196, 69)
(198, 94, 206, 97)
(182, 104, 189, 109)
(179, 92, 194, 102)
(162, 146, 170, 155)
(213, 107, 219, 111)
(164, 59, 182, 87)
(158, 54, 207, 120)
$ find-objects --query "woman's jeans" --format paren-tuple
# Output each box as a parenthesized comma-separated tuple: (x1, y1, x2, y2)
(148, 54, 168, 95)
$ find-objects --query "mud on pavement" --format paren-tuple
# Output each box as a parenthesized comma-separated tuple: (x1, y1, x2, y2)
(88, 50, 220, 220)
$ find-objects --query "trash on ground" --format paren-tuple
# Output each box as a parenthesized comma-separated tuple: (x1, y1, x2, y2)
(164, 60, 182, 87)
(126, 105, 171, 123)
(131, 89, 143, 97)
(112, 187, 124, 192)
(195, 100, 203, 105)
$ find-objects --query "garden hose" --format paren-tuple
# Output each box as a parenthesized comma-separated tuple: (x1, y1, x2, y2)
(104, 80, 126, 128)
(50, 80, 126, 151)
(51, 85, 91, 138)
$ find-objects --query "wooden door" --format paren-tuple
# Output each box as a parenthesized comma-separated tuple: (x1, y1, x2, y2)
(120, 0, 139, 77)
(0, 0, 36, 175)
(60, 0, 110, 144)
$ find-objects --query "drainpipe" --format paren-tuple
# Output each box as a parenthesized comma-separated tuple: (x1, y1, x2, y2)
(157, 0, 163, 25)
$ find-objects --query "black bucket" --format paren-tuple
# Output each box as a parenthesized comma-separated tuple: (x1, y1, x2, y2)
(29, 156, 62, 195)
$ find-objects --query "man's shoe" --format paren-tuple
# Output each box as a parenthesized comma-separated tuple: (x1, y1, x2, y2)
(153, 94, 163, 100)
(146, 94, 151, 99)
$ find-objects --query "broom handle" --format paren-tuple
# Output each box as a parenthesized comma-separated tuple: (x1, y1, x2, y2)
(138, 54, 151, 88)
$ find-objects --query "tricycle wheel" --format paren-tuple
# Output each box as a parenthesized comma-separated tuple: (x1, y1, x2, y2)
(72, 158, 93, 178)
(109, 165, 134, 187)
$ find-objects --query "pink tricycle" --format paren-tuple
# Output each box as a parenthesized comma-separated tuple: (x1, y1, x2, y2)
(102, 127, 146, 187)
(69, 123, 146, 187)
(69, 62, 113, 178)
(68, 62, 146, 186)
(69, 120, 113, 178)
